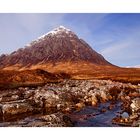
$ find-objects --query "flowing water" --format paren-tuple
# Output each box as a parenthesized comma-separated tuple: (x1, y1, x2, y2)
(0, 102, 123, 127)
(70, 102, 122, 127)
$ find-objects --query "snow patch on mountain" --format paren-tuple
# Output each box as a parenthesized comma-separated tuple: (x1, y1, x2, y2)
(25, 26, 77, 47)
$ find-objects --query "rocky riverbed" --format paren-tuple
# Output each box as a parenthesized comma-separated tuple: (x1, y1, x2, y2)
(0, 80, 140, 127)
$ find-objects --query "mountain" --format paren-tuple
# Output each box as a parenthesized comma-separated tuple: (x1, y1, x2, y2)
(0, 26, 140, 86)
(0, 26, 112, 72)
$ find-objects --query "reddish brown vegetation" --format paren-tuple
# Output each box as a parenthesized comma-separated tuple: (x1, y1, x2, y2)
(0, 69, 69, 89)
(0, 64, 140, 89)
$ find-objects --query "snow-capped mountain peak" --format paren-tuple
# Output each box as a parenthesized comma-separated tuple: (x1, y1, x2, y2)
(38, 26, 75, 39)
(0, 25, 111, 68)
(26, 26, 78, 47)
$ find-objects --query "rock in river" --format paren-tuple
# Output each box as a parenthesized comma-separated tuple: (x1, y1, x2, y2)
(0, 100, 40, 121)
(130, 98, 140, 113)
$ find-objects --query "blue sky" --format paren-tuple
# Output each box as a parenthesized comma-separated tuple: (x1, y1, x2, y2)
(0, 13, 140, 67)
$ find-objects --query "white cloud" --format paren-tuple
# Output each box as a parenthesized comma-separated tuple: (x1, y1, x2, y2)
(100, 41, 130, 56)
(126, 65, 140, 68)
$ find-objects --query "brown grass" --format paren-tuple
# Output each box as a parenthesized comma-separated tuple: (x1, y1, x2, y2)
(0, 61, 140, 89)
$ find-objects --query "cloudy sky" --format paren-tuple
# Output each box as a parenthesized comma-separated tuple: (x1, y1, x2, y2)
(0, 13, 140, 67)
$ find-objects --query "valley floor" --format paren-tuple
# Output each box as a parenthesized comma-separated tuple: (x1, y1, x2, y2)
(0, 80, 140, 127)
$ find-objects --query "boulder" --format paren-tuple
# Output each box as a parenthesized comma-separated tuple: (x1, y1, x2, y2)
(33, 89, 60, 113)
(90, 95, 98, 106)
(0, 100, 34, 121)
(129, 114, 139, 120)
(0, 95, 19, 103)
(24, 90, 35, 99)
(108, 104, 115, 110)
(128, 92, 140, 98)
(75, 102, 85, 109)
(100, 91, 108, 102)
(130, 98, 140, 113)
(91, 101, 97, 106)
(121, 112, 129, 118)
(100, 108, 107, 113)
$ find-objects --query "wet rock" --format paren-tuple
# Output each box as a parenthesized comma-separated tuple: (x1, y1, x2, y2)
(11, 95, 19, 100)
(0, 79, 139, 126)
(18, 87, 26, 91)
(25, 121, 49, 127)
(37, 113, 73, 127)
(132, 117, 140, 127)
(75, 102, 85, 109)
(87, 97, 92, 103)
(33, 89, 60, 113)
(62, 115, 74, 126)
(108, 104, 115, 110)
(56, 104, 62, 110)
(112, 116, 132, 126)
(0, 97, 14, 103)
(0, 100, 34, 121)
(121, 97, 132, 113)
(124, 86, 137, 95)
(130, 98, 140, 113)
(8, 113, 69, 127)
(124, 118, 129, 123)
(108, 95, 113, 100)
(24, 90, 35, 99)
(100, 91, 108, 102)
(39, 114, 59, 122)
(128, 92, 140, 98)
(120, 95, 126, 102)
(84, 96, 88, 100)
(63, 107, 71, 113)
(87, 87, 95, 92)
(121, 112, 129, 118)
(0, 91, 20, 103)
(129, 114, 139, 120)
(91, 95, 98, 103)
(100, 108, 107, 113)
(125, 96, 131, 101)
